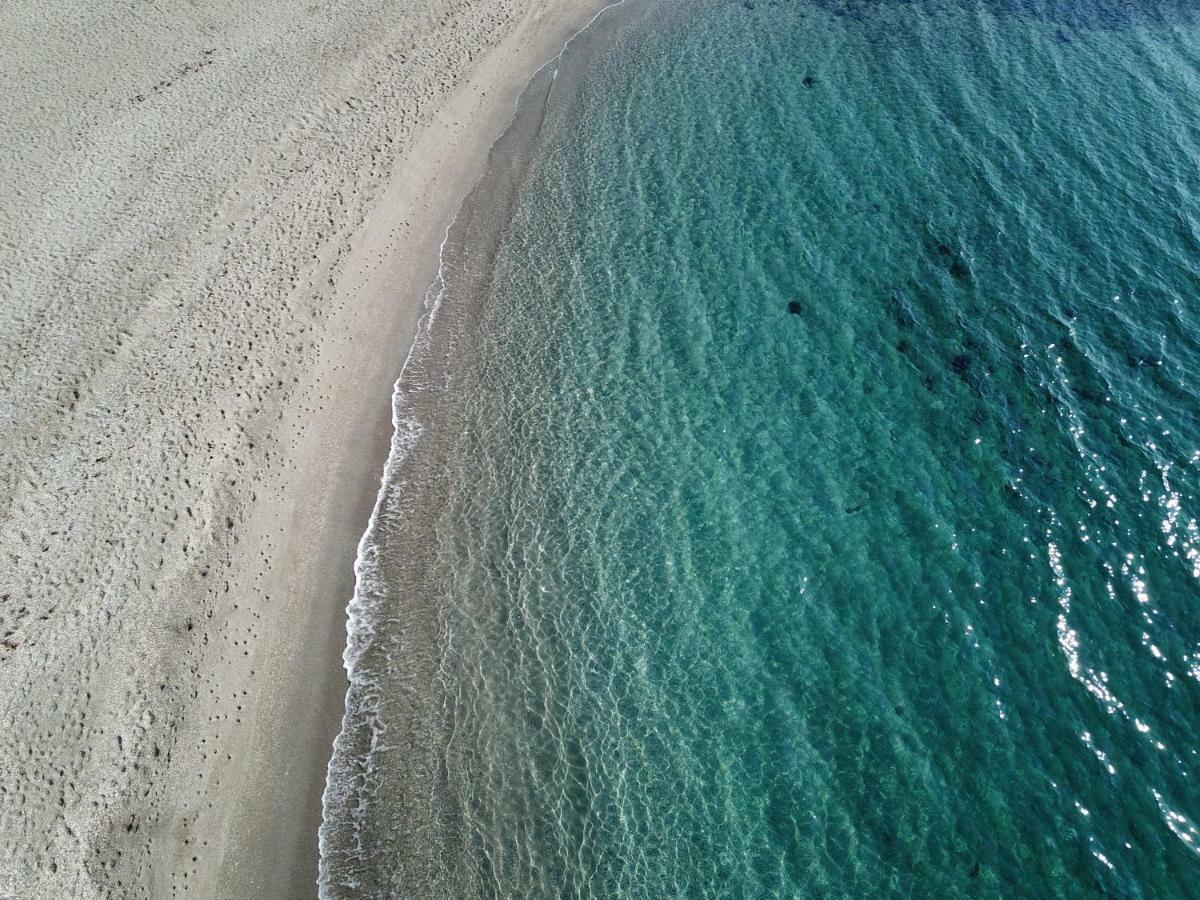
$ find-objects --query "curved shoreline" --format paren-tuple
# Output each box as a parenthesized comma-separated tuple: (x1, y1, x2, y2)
(318, 3, 641, 893)
(0, 1, 617, 896)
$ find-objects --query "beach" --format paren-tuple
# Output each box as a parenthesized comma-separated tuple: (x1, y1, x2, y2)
(8, 0, 1200, 895)
(0, 0, 608, 895)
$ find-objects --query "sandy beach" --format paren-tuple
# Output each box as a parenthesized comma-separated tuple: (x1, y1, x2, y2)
(0, 0, 608, 895)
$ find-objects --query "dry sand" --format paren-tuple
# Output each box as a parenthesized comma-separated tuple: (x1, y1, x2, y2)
(0, 0, 609, 896)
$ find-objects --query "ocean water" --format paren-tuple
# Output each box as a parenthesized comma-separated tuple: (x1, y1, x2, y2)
(320, 0, 1200, 895)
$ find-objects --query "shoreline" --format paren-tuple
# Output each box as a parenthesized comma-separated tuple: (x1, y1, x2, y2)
(228, 4, 622, 895)
(317, 0, 652, 892)
(0, 0, 614, 896)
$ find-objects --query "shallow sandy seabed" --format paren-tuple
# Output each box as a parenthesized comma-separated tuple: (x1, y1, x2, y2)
(0, 0, 606, 895)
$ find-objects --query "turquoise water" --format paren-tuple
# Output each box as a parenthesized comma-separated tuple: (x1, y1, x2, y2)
(322, 0, 1200, 895)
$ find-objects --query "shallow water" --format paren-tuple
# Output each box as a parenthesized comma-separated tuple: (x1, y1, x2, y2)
(322, 0, 1200, 894)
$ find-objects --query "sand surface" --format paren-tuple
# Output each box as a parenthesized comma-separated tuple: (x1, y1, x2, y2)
(0, 0, 608, 896)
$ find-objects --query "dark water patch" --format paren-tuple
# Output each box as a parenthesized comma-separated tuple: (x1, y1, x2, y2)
(805, 0, 1200, 30)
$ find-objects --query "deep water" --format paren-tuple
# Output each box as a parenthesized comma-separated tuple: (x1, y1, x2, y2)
(324, 0, 1200, 895)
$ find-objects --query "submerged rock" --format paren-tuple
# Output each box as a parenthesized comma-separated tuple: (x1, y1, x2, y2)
(933, 240, 972, 281)
(948, 257, 972, 281)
